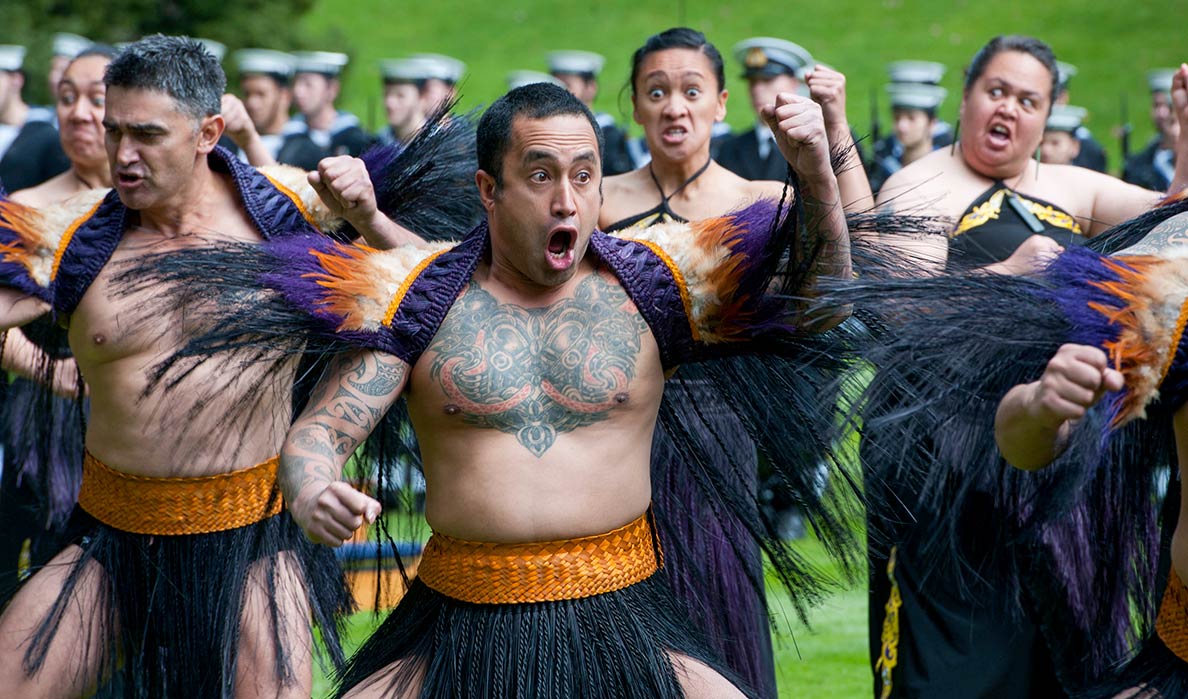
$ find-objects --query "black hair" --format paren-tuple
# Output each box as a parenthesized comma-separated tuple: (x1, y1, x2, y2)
(964, 35, 1058, 104)
(629, 27, 726, 93)
(243, 70, 291, 88)
(554, 70, 597, 83)
(384, 77, 427, 91)
(476, 82, 603, 188)
(105, 34, 225, 120)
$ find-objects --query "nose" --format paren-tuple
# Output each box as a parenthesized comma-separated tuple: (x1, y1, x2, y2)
(113, 135, 138, 166)
(69, 97, 94, 122)
(552, 179, 577, 218)
(997, 97, 1020, 118)
(661, 94, 687, 118)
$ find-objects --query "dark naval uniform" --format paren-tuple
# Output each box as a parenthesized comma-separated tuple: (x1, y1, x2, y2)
(717, 126, 786, 182)
(0, 107, 69, 192)
(596, 112, 634, 176)
(294, 112, 372, 158)
(1123, 137, 1174, 192)
(219, 124, 326, 172)
(1071, 127, 1107, 172)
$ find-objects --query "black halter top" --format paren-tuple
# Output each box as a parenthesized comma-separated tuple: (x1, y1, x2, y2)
(947, 181, 1085, 267)
(603, 158, 711, 233)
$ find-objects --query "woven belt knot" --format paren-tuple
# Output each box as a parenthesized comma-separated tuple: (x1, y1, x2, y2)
(1157, 568, 1188, 662)
(78, 452, 283, 536)
(417, 512, 661, 604)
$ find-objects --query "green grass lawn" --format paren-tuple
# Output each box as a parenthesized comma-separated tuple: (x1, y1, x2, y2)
(301, 0, 1186, 174)
(312, 534, 871, 698)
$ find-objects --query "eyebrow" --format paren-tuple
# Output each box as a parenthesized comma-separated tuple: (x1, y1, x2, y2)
(522, 149, 597, 166)
(986, 77, 1043, 98)
(643, 70, 706, 81)
(103, 120, 169, 136)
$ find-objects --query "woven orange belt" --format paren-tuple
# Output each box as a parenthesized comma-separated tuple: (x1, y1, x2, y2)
(417, 512, 662, 604)
(1157, 568, 1188, 662)
(78, 451, 283, 536)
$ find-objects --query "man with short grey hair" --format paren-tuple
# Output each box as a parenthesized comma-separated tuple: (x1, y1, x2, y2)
(0, 34, 418, 698)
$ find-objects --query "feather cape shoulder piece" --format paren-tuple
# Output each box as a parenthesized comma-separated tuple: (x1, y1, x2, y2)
(0, 188, 108, 299)
(608, 200, 796, 347)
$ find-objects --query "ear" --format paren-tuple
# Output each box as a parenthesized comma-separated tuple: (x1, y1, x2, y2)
(631, 92, 640, 125)
(197, 114, 224, 154)
(475, 169, 498, 212)
(328, 78, 341, 102)
(715, 89, 728, 123)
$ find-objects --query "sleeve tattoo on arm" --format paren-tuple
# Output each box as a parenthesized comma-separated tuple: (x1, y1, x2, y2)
(280, 351, 408, 499)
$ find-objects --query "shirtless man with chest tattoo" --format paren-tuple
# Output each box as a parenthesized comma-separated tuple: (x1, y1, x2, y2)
(268, 82, 850, 698)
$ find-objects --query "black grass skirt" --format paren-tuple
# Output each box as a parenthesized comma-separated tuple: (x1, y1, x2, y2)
(15, 508, 352, 699)
(335, 572, 752, 699)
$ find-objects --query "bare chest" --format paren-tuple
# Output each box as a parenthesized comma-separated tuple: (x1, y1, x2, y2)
(69, 223, 261, 365)
(409, 273, 663, 457)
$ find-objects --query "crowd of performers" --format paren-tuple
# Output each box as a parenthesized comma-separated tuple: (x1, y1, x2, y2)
(0, 26, 1186, 699)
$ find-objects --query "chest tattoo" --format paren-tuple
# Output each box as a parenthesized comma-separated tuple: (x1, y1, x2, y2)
(426, 273, 650, 457)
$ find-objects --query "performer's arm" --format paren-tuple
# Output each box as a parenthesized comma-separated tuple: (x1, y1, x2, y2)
(308, 156, 427, 249)
(763, 92, 852, 283)
(280, 349, 411, 546)
(994, 344, 1123, 470)
(805, 65, 875, 214)
(0, 330, 82, 398)
(220, 94, 278, 168)
(0, 287, 49, 329)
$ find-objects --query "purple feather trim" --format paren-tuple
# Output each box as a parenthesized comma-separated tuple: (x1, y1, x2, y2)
(1040, 247, 1136, 424)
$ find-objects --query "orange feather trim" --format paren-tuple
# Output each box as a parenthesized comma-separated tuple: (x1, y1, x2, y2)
(1087, 255, 1188, 425)
(304, 242, 451, 332)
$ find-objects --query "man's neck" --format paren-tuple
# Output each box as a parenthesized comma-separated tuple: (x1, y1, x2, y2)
(901, 140, 932, 166)
(306, 105, 337, 132)
(483, 253, 590, 305)
(394, 116, 425, 142)
(261, 113, 288, 136)
(135, 156, 225, 236)
(0, 99, 28, 127)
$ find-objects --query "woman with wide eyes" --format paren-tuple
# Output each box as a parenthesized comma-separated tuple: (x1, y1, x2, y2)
(11, 46, 115, 208)
(599, 27, 870, 699)
(876, 36, 1184, 275)
(600, 30, 869, 232)
(864, 35, 1188, 699)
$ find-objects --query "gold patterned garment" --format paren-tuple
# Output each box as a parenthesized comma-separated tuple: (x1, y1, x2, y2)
(948, 182, 1085, 267)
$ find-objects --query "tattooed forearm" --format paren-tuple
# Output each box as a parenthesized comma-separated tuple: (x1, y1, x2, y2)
(281, 350, 409, 503)
(279, 425, 339, 501)
(799, 186, 852, 283)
